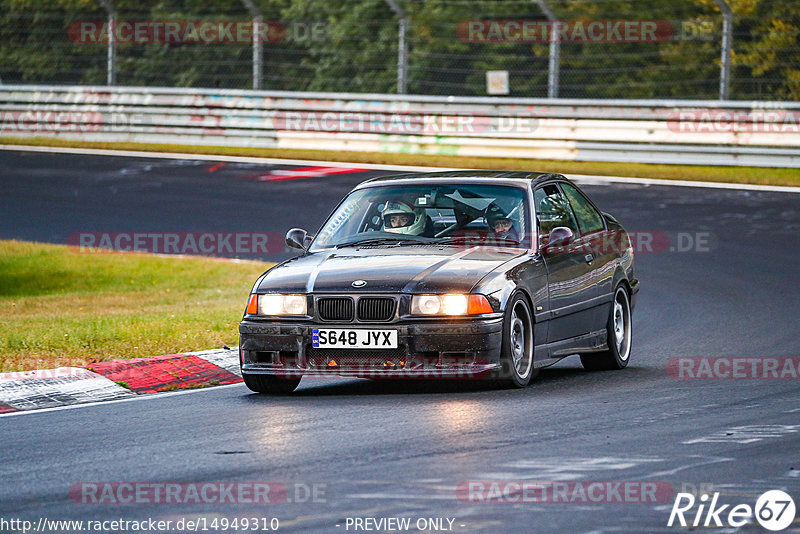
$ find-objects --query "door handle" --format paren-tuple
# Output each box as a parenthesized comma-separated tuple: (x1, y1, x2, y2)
(584, 254, 594, 264)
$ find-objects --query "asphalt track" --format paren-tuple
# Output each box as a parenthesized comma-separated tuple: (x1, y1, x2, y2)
(1, 149, 800, 533)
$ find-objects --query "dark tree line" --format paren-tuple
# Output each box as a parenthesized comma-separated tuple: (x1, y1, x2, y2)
(1, 0, 798, 100)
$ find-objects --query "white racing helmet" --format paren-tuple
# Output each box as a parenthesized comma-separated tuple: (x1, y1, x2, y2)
(382, 200, 426, 235)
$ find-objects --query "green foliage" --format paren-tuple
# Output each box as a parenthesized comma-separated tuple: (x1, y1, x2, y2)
(0, 0, 798, 99)
(735, 14, 800, 99)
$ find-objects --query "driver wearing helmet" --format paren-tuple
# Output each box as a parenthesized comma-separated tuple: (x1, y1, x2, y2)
(382, 200, 426, 235)
(485, 204, 516, 241)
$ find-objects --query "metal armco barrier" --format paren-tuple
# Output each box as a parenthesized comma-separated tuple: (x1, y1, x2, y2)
(2, 85, 800, 167)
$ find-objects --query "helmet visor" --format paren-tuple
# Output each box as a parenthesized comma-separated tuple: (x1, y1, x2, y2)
(384, 213, 415, 228)
(382, 201, 416, 229)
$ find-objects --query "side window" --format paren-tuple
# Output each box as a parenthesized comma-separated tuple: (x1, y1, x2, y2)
(560, 183, 605, 235)
(534, 184, 579, 234)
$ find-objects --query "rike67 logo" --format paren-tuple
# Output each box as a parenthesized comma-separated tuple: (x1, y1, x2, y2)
(668, 490, 796, 531)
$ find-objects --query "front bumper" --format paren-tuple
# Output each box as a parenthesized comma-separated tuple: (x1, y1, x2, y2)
(239, 317, 503, 379)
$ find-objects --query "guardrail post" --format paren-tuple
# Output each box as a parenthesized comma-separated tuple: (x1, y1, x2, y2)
(241, 0, 264, 90)
(98, 0, 116, 85)
(534, 0, 559, 98)
(714, 0, 732, 100)
(384, 0, 408, 94)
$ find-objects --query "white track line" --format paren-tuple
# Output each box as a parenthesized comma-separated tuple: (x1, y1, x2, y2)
(568, 173, 800, 193)
(0, 349, 242, 416)
(2, 144, 799, 193)
(0, 144, 445, 173)
(0, 382, 245, 419)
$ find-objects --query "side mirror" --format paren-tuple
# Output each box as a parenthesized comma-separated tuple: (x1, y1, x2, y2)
(285, 228, 309, 250)
(540, 226, 574, 251)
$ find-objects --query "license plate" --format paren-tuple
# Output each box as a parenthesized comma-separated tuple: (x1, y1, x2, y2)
(312, 329, 398, 349)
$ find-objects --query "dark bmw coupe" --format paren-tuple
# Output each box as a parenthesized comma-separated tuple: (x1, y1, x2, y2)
(239, 171, 639, 393)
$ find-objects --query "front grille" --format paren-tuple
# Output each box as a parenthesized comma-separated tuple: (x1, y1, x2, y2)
(357, 297, 396, 321)
(306, 346, 407, 368)
(317, 297, 354, 321)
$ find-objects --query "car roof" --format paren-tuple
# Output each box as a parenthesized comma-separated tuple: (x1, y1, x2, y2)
(355, 170, 567, 190)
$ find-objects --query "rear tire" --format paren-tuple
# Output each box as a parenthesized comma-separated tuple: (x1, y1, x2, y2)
(494, 292, 537, 388)
(242, 373, 301, 394)
(581, 284, 632, 371)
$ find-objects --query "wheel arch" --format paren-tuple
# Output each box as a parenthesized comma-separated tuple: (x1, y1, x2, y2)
(475, 274, 537, 323)
(611, 265, 632, 295)
(497, 284, 537, 323)
(512, 286, 537, 323)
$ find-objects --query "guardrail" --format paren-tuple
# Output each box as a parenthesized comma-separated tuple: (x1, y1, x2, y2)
(2, 85, 800, 167)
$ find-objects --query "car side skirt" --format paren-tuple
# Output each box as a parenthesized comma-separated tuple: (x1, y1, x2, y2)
(533, 328, 609, 368)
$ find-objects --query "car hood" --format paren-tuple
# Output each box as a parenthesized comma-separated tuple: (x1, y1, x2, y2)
(256, 246, 523, 294)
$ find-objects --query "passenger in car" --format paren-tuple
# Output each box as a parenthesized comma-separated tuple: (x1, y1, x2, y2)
(491, 216, 514, 239)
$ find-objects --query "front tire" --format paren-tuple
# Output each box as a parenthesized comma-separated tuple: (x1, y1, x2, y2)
(494, 292, 536, 388)
(581, 284, 632, 371)
(242, 373, 301, 394)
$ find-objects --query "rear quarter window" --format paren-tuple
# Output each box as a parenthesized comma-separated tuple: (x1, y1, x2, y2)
(560, 183, 605, 235)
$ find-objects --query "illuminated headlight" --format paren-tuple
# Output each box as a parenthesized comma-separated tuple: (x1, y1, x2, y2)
(411, 294, 492, 316)
(255, 294, 307, 316)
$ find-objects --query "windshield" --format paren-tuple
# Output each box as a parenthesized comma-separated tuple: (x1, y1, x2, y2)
(309, 183, 529, 250)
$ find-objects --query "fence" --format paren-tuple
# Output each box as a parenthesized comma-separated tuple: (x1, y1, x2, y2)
(1, 0, 799, 101)
(2, 85, 800, 167)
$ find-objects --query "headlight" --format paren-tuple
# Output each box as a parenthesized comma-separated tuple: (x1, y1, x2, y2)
(410, 294, 493, 316)
(246, 294, 307, 316)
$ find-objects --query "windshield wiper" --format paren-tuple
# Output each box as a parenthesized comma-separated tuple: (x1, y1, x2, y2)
(335, 237, 423, 248)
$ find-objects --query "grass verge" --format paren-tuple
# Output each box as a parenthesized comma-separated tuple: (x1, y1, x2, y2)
(0, 240, 272, 373)
(1, 136, 799, 187)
